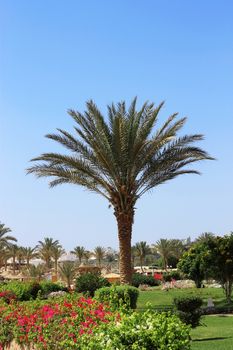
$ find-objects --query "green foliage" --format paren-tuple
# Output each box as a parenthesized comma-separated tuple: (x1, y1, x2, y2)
(39, 281, 67, 297)
(28, 99, 213, 284)
(163, 270, 183, 282)
(95, 285, 139, 309)
(174, 296, 203, 328)
(75, 272, 110, 297)
(0, 280, 66, 301)
(178, 243, 208, 288)
(83, 310, 191, 350)
(131, 273, 160, 287)
(0, 281, 40, 301)
(203, 233, 233, 303)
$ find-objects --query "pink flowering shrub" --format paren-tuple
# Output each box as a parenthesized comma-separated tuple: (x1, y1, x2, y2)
(0, 293, 190, 349)
(0, 294, 117, 349)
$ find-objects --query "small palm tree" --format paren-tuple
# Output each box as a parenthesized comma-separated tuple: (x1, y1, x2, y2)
(28, 98, 213, 283)
(131, 245, 137, 268)
(59, 261, 76, 289)
(51, 246, 65, 276)
(16, 247, 25, 271)
(38, 237, 61, 270)
(196, 232, 215, 243)
(135, 241, 151, 272)
(27, 264, 45, 281)
(0, 222, 17, 248)
(170, 239, 185, 260)
(71, 246, 85, 265)
(22, 247, 38, 268)
(83, 250, 91, 264)
(153, 239, 173, 270)
(7, 244, 19, 274)
(94, 246, 106, 267)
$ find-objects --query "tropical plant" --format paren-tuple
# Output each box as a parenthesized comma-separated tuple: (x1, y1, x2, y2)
(94, 246, 106, 267)
(22, 247, 38, 268)
(37, 237, 61, 269)
(71, 246, 85, 264)
(0, 222, 17, 248)
(131, 245, 137, 267)
(26, 264, 45, 281)
(153, 239, 173, 270)
(134, 241, 151, 271)
(7, 244, 19, 274)
(27, 98, 213, 283)
(83, 250, 91, 264)
(196, 232, 215, 243)
(16, 246, 25, 271)
(59, 261, 76, 289)
(51, 246, 65, 276)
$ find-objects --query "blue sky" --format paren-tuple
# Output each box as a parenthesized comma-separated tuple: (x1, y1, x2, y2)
(0, 1, 232, 251)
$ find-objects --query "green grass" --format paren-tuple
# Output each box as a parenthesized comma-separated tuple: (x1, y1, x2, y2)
(137, 288, 233, 349)
(191, 315, 233, 350)
(137, 287, 229, 310)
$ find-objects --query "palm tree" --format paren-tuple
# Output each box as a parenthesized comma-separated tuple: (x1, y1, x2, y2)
(27, 264, 45, 281)
(51, 246, 65, 276)
(22, 247, 38, 268)
(38, 237, 61, 270)
(0, 222, 17, 248)
(153, 239, 173, 270)
(131, 245, 137, 268)
(135, 241, 151, 272)
(170, 239, 185, 260)
(196, 232, 215, 243)
(7, 244, 19, 274)
(71, 246, 85, 265)
(16, 246, 25, 271)
(94, 246, 106, 267)
(27, 98, 213, 283)
(59, 261, 76, 289)
(83, 250, 91, 264)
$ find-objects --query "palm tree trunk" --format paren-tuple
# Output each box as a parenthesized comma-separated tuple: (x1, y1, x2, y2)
(13, 256, 16, 274)
(115, 209, 134, 284)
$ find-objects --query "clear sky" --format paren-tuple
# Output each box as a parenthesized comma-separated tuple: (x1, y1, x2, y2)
(0, 0, 232, 251)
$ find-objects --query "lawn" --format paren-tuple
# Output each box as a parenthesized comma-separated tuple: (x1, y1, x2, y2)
(191, 315, 233, 350)
(137, 287, 233, 350)
(137, 287, 229, 310)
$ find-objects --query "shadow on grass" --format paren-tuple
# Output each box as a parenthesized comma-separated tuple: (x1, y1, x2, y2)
(193, 337, 230, 342)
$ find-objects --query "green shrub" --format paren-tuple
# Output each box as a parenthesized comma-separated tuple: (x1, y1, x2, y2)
(131, 273, 160, 288)
(174, 296, 203, 328)
(95, 285, 139, 309)
(39, 281, 67, 297)
(83, 310, 191, 349)
(163, 270, 183, 282)
(75, 272, 110, 297)
(0, 281, 40, 301)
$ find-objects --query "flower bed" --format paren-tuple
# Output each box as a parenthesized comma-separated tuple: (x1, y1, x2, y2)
(0, 294, 191, 349)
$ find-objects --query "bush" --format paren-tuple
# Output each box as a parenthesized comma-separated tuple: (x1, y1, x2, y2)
(131, 273, 160, 288)
(85, 310, 191, 350)
(95, 285, 139, 309)
(75, 272, 110, 297)
(39, 281, 67, 297)
(0, 281, 67, 301)
(0, 295, 191, 350)
(0, 281, 40, 301)
(163, 270, 183, 282)
(174, 296, 203, 328)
